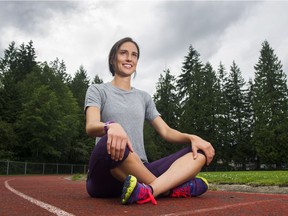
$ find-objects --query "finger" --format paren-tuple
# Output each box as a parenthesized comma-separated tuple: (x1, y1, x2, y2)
(119, 139, 126, 160)
(206, 157, 211, 166)
(207, 155, 213, 166)
(192, 145, 198, 159)
(127, 139, 134, 152)
(110, 138, 116, 160)
(106, 135, 112, 155)
(206, 149, 215, 165)
(114, 139, 121, 161)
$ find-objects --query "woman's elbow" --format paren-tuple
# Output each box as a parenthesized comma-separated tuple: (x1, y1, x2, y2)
(86, 124, 96, 138)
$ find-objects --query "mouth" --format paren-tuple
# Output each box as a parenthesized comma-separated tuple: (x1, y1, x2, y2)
(123, 63, 133, 69)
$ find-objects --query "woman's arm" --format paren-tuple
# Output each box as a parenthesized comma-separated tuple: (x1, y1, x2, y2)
(85, 106, 133, 161)
(150, 116, 215, 165)
(85, 106, 105, 137)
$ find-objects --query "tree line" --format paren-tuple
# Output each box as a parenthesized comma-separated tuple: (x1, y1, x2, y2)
(0, 40, 287, 169)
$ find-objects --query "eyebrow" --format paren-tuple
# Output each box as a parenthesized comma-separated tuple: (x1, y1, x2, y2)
(119, 49, 138, 55)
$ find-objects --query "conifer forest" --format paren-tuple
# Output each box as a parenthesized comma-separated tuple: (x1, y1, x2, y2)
(1, 40, 287, 170)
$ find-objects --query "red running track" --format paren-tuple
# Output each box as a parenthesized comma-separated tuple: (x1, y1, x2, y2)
(1, 175, 288, 216)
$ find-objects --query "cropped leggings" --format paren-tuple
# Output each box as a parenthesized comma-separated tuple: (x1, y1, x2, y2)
(86, 135, 204, 198)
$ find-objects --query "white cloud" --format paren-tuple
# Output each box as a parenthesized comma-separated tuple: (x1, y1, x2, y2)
(33, 1, 164, 92)
(0, 0, 287, 96)
(208, 1, 288, 82)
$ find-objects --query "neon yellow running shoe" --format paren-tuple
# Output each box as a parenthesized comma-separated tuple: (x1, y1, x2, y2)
(121, 175, 157, 205)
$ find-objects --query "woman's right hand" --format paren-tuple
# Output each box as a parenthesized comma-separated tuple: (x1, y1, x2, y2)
(106, 123, 134, 161)
(85, 107, 133, 161)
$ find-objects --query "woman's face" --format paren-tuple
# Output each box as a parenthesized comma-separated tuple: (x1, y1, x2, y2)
(115, 42, 138, 77)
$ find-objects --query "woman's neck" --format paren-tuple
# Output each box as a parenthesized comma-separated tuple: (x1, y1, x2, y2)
(111, 76, 132, 91)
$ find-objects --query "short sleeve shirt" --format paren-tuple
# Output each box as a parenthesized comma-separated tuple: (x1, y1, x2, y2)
(84, 82, 160, 162)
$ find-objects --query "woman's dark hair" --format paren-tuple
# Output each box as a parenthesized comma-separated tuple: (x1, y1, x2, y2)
(108, 37, 140, 76)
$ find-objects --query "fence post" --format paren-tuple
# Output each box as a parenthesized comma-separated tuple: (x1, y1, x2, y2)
(43, 163, 45, 175)
(25, 162, 27, 175)
(6, 161, 9, 175)
(71, 165, 73, 174)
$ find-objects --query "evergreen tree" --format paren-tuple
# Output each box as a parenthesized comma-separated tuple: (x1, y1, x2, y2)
(252, 40, 288, 167)
(0, 41, 37, 160)
(0, 41, 37, 123)
(68, 65, 94, 163)
(151, 69, 182, 158)
(225, 61, 253, 168)
(92, 74, 103, 84)
(245, 79, 257, 167)
(69, 65, 90, 107)
(154, 69, 179, 129)
(176, 46, 221, 162)
(176, 45, 203, 134)
(0, 120, 17, 160)
(144, 121, 161, 162)
(16, 64, 80, 162)
(176, 45, 223, 170)
(50, 58, 72, 84)
(177, 45, 203, 105)
(199, 62, 220, 142)
(214, 62, 231, 166)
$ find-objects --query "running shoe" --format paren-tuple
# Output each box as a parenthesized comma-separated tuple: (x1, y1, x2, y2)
(121, 175, 157, 205)
(169, 176, 209, 198)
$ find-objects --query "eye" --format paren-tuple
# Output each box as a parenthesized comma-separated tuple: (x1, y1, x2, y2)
(132, 52, 138, 58)
(120, 50, 127, 55)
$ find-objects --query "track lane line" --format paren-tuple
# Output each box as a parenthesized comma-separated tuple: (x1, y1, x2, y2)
(160, 198, 284, 216)
(4, 179, 75, 216)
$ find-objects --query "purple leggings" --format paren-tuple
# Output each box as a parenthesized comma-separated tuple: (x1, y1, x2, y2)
(86, 135, 202, 198)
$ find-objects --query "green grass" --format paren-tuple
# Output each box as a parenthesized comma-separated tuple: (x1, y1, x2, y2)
(72, 170, 288, 187)
(71, 173, 87, 181)
(198, 171, 288, 187)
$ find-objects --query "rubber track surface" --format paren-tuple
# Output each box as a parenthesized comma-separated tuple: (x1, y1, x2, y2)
(1, 175, 288, 216)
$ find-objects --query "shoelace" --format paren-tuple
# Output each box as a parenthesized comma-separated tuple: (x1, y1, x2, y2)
(136, 189, 157, 205)
(170, 184, 191, 198)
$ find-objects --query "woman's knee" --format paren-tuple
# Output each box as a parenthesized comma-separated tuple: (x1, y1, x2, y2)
(191, 153, 206, 169)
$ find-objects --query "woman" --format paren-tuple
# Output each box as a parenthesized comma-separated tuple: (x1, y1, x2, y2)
(84, 37, 215, 205)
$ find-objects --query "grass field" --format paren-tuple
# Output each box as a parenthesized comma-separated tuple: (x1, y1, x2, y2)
(73, 170, 288, 187)
(198, 170, 288, 187)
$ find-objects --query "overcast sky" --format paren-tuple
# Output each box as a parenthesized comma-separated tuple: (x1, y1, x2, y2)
(0, 0, 287, 95)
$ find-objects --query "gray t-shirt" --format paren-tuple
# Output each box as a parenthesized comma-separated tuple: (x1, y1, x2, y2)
(84, 82, 160, 162)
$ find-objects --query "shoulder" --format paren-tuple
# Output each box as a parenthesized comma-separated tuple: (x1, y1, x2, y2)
(133, 88, 152, 101)
(133, 87, 150, 97)
(87, 83, 111, 93)
(89, 83, 106, 90)
(86, 83, 112, 102)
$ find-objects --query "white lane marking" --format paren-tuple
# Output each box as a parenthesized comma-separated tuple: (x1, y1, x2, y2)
(5, 179, 75, 216)
(161, 199, 281, 216)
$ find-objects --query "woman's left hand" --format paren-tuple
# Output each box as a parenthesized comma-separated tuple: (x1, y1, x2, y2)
(190, 135, 215, 166)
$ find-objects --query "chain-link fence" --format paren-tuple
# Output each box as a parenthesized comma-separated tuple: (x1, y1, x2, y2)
(1, 160, 286, 175)
(0, 160, 88, 175)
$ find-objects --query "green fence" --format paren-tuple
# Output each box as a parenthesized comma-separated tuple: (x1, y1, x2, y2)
(0, 160, 88, 175)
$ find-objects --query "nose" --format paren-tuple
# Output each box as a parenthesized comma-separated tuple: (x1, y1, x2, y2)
(126, 53, 132, 61)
